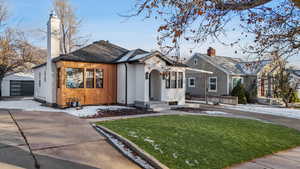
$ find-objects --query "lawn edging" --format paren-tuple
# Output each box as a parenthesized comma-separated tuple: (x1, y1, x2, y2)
(94, 124, 169, 169)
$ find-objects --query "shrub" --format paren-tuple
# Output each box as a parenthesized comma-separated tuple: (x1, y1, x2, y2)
(289, 91, 300, 103)
(231, 82, 247, 104)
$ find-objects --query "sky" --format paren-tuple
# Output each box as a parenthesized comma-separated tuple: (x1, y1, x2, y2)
(6, 0, 300, 68)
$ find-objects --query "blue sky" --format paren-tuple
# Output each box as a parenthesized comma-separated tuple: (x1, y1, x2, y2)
(6, 0, 300, 67)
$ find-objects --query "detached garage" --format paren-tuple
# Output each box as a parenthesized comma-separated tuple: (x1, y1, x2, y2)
(1, 73, 34, 97)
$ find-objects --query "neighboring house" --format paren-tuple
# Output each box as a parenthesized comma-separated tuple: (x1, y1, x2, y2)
(32, 12, 187, 108)
(288, 69, 300, 96)
(186, 47, 278, 100)
(1, 72, 34, 97)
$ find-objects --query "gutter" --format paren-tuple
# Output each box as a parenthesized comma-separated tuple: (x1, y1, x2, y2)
(124, 63, 128, 105)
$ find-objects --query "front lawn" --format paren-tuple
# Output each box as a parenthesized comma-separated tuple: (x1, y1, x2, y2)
(97, 115, 300, 169)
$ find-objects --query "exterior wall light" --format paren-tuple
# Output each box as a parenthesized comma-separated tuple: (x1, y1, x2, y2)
(145, 72, 150, 79)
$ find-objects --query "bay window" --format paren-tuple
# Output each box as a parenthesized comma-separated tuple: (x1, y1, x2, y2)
(66, 68, 84, 88)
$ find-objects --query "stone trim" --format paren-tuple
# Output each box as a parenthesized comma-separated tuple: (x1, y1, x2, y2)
(94, 125, 169, 169)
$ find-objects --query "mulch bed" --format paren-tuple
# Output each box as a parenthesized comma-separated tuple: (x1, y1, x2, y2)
(83, 108, 157, 119)
(173, 107, 208, 113)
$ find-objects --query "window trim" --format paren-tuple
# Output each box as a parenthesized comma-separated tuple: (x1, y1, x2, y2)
(231, 77, 244, 89)
(165, 72, 170, 89)
(208, 77, 217, 92)
(188, 77, 196, 88)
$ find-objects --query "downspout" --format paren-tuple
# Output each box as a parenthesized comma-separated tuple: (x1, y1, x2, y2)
(124, 63, 128, 105)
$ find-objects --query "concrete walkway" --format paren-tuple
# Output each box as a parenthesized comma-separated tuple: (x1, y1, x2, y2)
(0, 109, 141, 169)
(230, 147, 300, 169)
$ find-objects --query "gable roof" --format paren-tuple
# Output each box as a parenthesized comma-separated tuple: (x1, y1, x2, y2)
(237, 60, 272, 75)
(287, 69, 300, 77)
(53, 40, 129, 63)
(33, 40, 186, 69)
(196, 53, 243, 75)
(194, 53, 271, 75)
(116, 49, 187, 67)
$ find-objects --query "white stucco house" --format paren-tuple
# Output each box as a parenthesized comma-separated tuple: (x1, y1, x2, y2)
(116, 49, 187, 107)
(1, 72, 34, 97)
(32, 12, 189, 108)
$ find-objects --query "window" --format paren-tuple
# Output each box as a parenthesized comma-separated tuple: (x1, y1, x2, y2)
(188, 77, 195, 87)
(86, 69, 94, 88)
(66, 68, 84, 88)
(38, 72, 41, 87)
(209, 77, 217, 92)
(194, 58, 198, 65)
(44, 71, 46, 82)
(170, 72, 177, 88)
(165, 72, 170, 88)
(178, 72, 183, 88)
(57, 68, 60, 88)
(96, 69, 104, 88)
(232, 77, 244, 88)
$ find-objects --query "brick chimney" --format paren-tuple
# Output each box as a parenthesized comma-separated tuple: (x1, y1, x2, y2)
(207, 47, 216, 56)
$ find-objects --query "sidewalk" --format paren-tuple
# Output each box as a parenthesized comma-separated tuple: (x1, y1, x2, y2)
(230, 147, 300, 169)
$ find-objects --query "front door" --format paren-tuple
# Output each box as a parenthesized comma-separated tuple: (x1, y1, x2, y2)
(149, 70, 161, 101)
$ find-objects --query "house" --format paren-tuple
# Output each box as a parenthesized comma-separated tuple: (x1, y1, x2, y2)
(1, 72, 34, 97)
(32, 12, 188, 108)
(186, 47, 278, 101)
(288, 69, 300, 96)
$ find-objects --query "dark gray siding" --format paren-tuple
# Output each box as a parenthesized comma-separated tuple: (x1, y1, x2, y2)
(186, 55, 229, 97)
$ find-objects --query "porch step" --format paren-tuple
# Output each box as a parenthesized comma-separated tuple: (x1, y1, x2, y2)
(148, 102, 170, 111)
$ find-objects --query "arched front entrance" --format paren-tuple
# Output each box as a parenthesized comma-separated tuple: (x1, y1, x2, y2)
(149, 70, 161, 101)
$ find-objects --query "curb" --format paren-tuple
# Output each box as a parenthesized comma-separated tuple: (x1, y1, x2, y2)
(94, 125, 169, 169)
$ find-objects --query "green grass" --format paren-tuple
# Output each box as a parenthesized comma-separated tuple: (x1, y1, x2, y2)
(97, 115, 300, 169)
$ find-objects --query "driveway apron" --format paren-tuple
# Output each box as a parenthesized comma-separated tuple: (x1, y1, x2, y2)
(0, 109, 141, 169)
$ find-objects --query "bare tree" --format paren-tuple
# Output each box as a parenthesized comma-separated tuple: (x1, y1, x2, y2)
(0, 28, 46, 97)
(53, 0, 88, 54)
(129, 0, 300, 57)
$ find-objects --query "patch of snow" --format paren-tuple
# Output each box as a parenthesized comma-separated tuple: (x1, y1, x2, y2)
(185, 160, 194, 166)
(94, 126, 155, 169)
(128, 131, 139, 138)
(144, 137, 163, 154)
(223, 104, 300, 119)
(0, 100, 133, 117)
(203, 111, 228, 115)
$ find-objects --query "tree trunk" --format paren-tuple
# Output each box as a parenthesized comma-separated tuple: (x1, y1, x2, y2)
(283, 100, 289, 108)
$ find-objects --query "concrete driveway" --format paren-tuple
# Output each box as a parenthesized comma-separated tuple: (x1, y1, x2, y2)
(0, 109, 141, 169)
